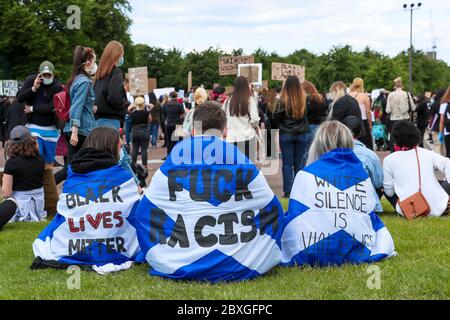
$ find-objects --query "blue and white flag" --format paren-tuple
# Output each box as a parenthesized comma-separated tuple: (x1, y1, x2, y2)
(33, 165, 143, 273)
(281, 148, 395, 267)
(135, 136, 284, 282)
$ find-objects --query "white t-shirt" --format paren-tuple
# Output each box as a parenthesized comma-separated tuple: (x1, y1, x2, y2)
(383, 147, 450, 217)
(439, 103, 450, 135)
(223, 96, 260, 143)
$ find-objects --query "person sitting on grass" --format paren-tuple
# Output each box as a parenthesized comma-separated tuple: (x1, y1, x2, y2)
(342, 116, 383, 213)
(31, 127, 144, 274)
(1, 125, 46, 223)
(383, 120, 450, 217)
(135, 102, 285, 282)
(281, 120, 395, 267)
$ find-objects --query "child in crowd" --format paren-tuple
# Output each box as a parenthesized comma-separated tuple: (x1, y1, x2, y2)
(2, 125, 46, 222)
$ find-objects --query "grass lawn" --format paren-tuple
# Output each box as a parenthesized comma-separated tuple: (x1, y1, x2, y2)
(0, 198, 449, 300)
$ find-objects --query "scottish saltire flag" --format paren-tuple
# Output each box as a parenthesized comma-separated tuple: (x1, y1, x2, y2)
(33, 165, 144, 273)
(135, 136, 284, 282)
(281, 148, 395, 267)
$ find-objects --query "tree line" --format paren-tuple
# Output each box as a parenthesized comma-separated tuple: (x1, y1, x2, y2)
(1, 0, 449, 95)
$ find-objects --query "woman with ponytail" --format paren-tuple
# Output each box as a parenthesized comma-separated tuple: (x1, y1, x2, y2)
(64, 46, 97, 163)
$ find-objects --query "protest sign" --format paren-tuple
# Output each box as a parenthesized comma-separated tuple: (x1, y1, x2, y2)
(271, 62, 305, 82)
(219, 55, 254, 76)
(32, 164, 143, 274)
(128, 67, 149, 97)
(154, 87, 175, 99)
(0, 81, 3, 96)
(281, 149, 395, 267)
(2, 80, 19, 97)
(148, 78, 157, 93)
(135, 136, 284, 282)
(238, 64, 263, 86)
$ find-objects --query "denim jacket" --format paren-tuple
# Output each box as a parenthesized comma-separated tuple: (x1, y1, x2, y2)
(64, 74, 95, 136)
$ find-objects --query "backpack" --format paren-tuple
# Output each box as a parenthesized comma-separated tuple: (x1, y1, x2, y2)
(53, 87, 70, 122)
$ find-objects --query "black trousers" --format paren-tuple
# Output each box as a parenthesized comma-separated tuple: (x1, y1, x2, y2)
(0, 200, 17, 231)
(360, 120, 373, 150)
(131, 126, 150, 166)
(445, 135, 450, 158)
(165, 125, 182, 155)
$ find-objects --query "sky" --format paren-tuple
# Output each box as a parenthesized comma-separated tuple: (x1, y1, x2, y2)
(129, 0, 450, 64)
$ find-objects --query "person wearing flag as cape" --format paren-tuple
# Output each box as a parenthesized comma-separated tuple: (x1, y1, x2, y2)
(31, 127, 144, 274)
(281, 121, 395, 267)
(135, 102, 284, 282)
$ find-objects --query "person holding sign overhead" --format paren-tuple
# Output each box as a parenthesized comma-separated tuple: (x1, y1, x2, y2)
(281, 120, 395, 267)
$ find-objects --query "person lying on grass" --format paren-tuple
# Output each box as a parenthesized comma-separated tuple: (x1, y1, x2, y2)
(31, 127, 144, 274)
(281, 120, 396, 267)
(1, 125, 46, 224)
(383, 120, 450, 217)
(135, 102, 285, 282)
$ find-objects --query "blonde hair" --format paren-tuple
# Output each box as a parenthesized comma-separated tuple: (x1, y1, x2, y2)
(307, 120, 354, 165)
(394, 77, 403, 88)
(350, 77, 364, 93)
(134, 96, 145, 110)
(194, 87, 208, 105)
(329, 81, 347, 101)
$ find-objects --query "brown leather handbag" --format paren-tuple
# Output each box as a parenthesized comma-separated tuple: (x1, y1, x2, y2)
(398, 148, 431, 220)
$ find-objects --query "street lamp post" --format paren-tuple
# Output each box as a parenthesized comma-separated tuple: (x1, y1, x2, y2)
(403, 2, 422, 93)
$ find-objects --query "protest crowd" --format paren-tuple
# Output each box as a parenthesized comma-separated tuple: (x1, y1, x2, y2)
(0, 40, 449, 282)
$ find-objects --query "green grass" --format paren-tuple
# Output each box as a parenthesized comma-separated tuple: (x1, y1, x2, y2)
(0, 198, 449, 300)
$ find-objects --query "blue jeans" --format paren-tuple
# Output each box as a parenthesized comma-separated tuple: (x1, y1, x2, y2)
(280, 131, 314, 194)
(150, 123, 159, 146)
(96, 118, 121, 130)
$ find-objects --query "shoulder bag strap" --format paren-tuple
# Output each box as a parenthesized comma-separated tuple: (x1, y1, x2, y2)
(415, 147, 422, 192)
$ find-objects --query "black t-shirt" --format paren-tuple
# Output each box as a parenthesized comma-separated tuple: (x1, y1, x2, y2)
(307, 97, 328, 125)
(4, 155, 45, 191)
(163, 101, 185, 126)
(130, 110, 150, 126)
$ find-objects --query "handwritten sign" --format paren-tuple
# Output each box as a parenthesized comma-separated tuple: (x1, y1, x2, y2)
(128, 67, 149, 97)
(271, 62, 305, 82)
(238, 64, 263, 86)
(219, 55, 254, 76)
(2, 80, 18, 97)
(148, 78, 157, 93)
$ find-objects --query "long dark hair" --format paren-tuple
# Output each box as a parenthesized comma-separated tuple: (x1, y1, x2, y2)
(280, 76, 306, 119)
(229, 76, 251, 117)
(441, 86, 450, 104)
(66, 46, 95, 90)
(149, 92, 158, 105)
(82, 127, 120, 162)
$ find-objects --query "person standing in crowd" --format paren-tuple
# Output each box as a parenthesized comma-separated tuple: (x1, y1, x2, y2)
(16, 60, 64, 215)
(160, 94, 169, 148)
(328, 81, 362, 123)
(162, 91, 185, 155)
(64, 46, 97, 164)
(223, 76, 260, 162)
(128, 97, 152, 170)
(384, 120, 450, 217)
(385, 77, 415, 151)
(302, 80, 327, 136)
(349, 78, 373, 150)
(270, 76, 310, 199)
(2, 126, 46, 223)
(94, 40, 129, 129)
(342, 116, 383, 213)
(182, 87, 207, 137)
(415, 94, 429, 148)
(439, 86, 450, 158)
(149, 92, 161, 148)
(124, 79, 133, 150)
(0, 96, 10, 148)
(429, 88, 447, 155)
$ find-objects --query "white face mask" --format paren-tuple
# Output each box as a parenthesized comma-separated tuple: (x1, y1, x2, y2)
(43, 77, 54, 85)
(86, 62, 98, 76)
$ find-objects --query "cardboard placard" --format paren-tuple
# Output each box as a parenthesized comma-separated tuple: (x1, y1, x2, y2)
(2, 80, 18, 97)
(238, 64, 263, 86)
(148, 78, 157, 93)
(128, 67, 149, 97)
(271, 62, 305, 82)
(219, 55, 254, 76)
